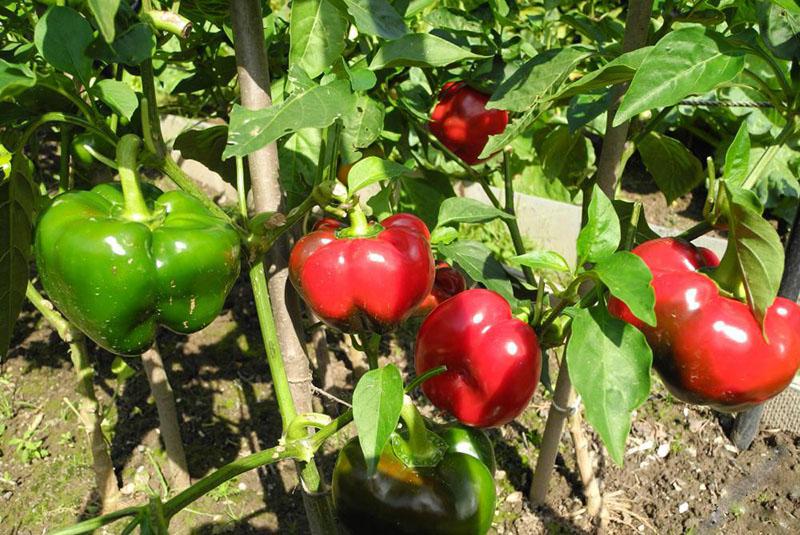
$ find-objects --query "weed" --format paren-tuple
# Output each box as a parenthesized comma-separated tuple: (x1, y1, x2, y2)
(9, 413, 49, 464)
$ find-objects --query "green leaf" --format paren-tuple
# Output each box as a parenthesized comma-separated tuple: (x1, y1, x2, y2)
(430, 226, 458, 245)
(369, 34, 488, 70)
(567, 90, 611, 133)
(637, 132, 704, 205)
(347, 157, 411, 195)
(538, 125, 595, 188)
(770, 0, 800, 14)
(723, 184, 784, 324)
(437, 240, 517, 306)
(224, 80, 354, 159)
(567, 305, 652, 465)
(342, 0, 408, 39)
(510, 250, 571, 272)
(347, 68, 377, 92)
(34, 7, 94, 83)
(398, 172, 455, 228)
(615, 27, 745, 126)
(92, 23, 156, 66)
(175, 125, 240, 186)
(435, 197, 513, 227)
(481, 107, 546, 158)
(289, 0, 348, 79)
(341, 95, 384, 156)
(592, 252, 656, 326)
(723, 122, 751, 188)
(0, 60, 36, 100)
(91, 79, 138, 120)
(552, 47, 651, 101)
(367, 185, 395, 222)
(1, 155, 36, 359)
(576, 185, 620, 265)
(353, 364, 404, 475)
(87, 0, 120, 43)
(279, 128, 322, 209)
(488, 47, 588, 112)
(613, 200, 660, 247)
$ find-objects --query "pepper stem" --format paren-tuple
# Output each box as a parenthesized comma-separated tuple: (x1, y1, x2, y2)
(116, 134, 151, 222)
(710, 243, 745, 299)
(397, 396, 440, 463)
(347, 202, 371, 236)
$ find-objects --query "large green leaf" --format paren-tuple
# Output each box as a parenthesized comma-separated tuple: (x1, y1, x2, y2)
(576, 185, 620, 265)
(224, 80, 355, 159)
(289, 0, 348, 78)
(342, 0, 408, 39)
(615, 27, 745, 126)
(481, 107, 547, 158)
(538, 125, 595, 188)
(551, 47, 651, 101)
(488, 47, 588, 112)
(567, 305, 652, 465)
(724, 184, 785, 324)
(437, 240, 518, 307)
(34, 7, 94, 83)
(340, 94, 384, 157)
(723, 121, 751, 188)
(369, 34, 488, 70)
(510, 250, 571, 272)
(1, 155, 36, 359)
(637, 132, 704, 205)
(91, 79, 138, 120)
(435, 197, 513, 227)
(347, 157, 411, 195)
(353, 364, 404, 475)
(0, 60, 36, 100)
(87, 0, 120, 43)
(592, 251, 656, 326)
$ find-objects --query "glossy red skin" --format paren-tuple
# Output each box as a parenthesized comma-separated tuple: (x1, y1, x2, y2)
(289, 213, 434, 332)
(313, 217, 345, 232)
(429, 82, 509, 165)
(414, 262, 466, 317)
(415, 289, 541, 427)
(609, 238, 800, 411)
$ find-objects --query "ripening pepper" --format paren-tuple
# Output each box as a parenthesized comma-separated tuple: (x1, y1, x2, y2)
(333, 397, 496, 535)
(429, 82, 509, 165)
(289, 211, 434, 332)
(34, 135, 241, 356)
(609, 238, 800, 411)
(413, 261, 466, 317)
(415, 289, 541, 427)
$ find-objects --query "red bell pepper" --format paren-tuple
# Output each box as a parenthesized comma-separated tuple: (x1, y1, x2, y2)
(413, 262, 466, 317)
(289, 213, 434, 332)
(429, 82, 509, 165)
(609, 238, 800, 411)
(415, 289, 541, 427)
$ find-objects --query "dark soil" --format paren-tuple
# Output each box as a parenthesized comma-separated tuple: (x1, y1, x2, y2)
(2, 275, 799, 534)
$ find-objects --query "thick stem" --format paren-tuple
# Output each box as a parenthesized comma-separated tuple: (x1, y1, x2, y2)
(249, 261, 298, 430)
(231, 1, 337, 531)
(116, 135, 151, 221)
(26, 283, 121, 509)
(140, 60, 166, 159)
(732, 198, 800, 449)
(347, 204, 371, 236)
(502, 150, 535, 284)
(530, 354, 573, 503)
(141, 10, 193, 39)
(140, 344, 191, 490)
(398, 396, 438, 460)
(594, 0, 654, 196)
(159, 156, 231, 221)
(568, 395, 603, 517)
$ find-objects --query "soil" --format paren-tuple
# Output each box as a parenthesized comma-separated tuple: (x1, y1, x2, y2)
(2, 272, 799, 534)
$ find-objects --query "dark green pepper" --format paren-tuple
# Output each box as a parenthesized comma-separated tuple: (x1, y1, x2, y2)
(333, 398, 497, 535)
(34, 134, 241, 355)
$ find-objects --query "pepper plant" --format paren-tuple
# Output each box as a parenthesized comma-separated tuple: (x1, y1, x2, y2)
(2, 0, 800, 534)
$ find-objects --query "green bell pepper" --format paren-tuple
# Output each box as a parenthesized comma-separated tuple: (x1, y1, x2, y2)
(34, 134, 241, 355)
(332, 398, 497, 535)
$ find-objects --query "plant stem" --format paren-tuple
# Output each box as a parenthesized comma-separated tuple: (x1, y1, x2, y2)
(140, 60, 166, 159)
(26, 283, 121, 509)
(59, 125, 72, 193)
(49, 507, 141, 535)
(158, 156, 231, 221)
(116, 134, 151, 221)
(230, 2, 336, 530)
(530, 353, 573, 503)
(398, 396, 437, 460)
(141, 343, 191, 490)
(594, 0, 654, 196)
(249, 261, 298, 431)
(405, 365, 447, 393)
(741, 118, 797, 191)
(502, 150, 534, 283)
